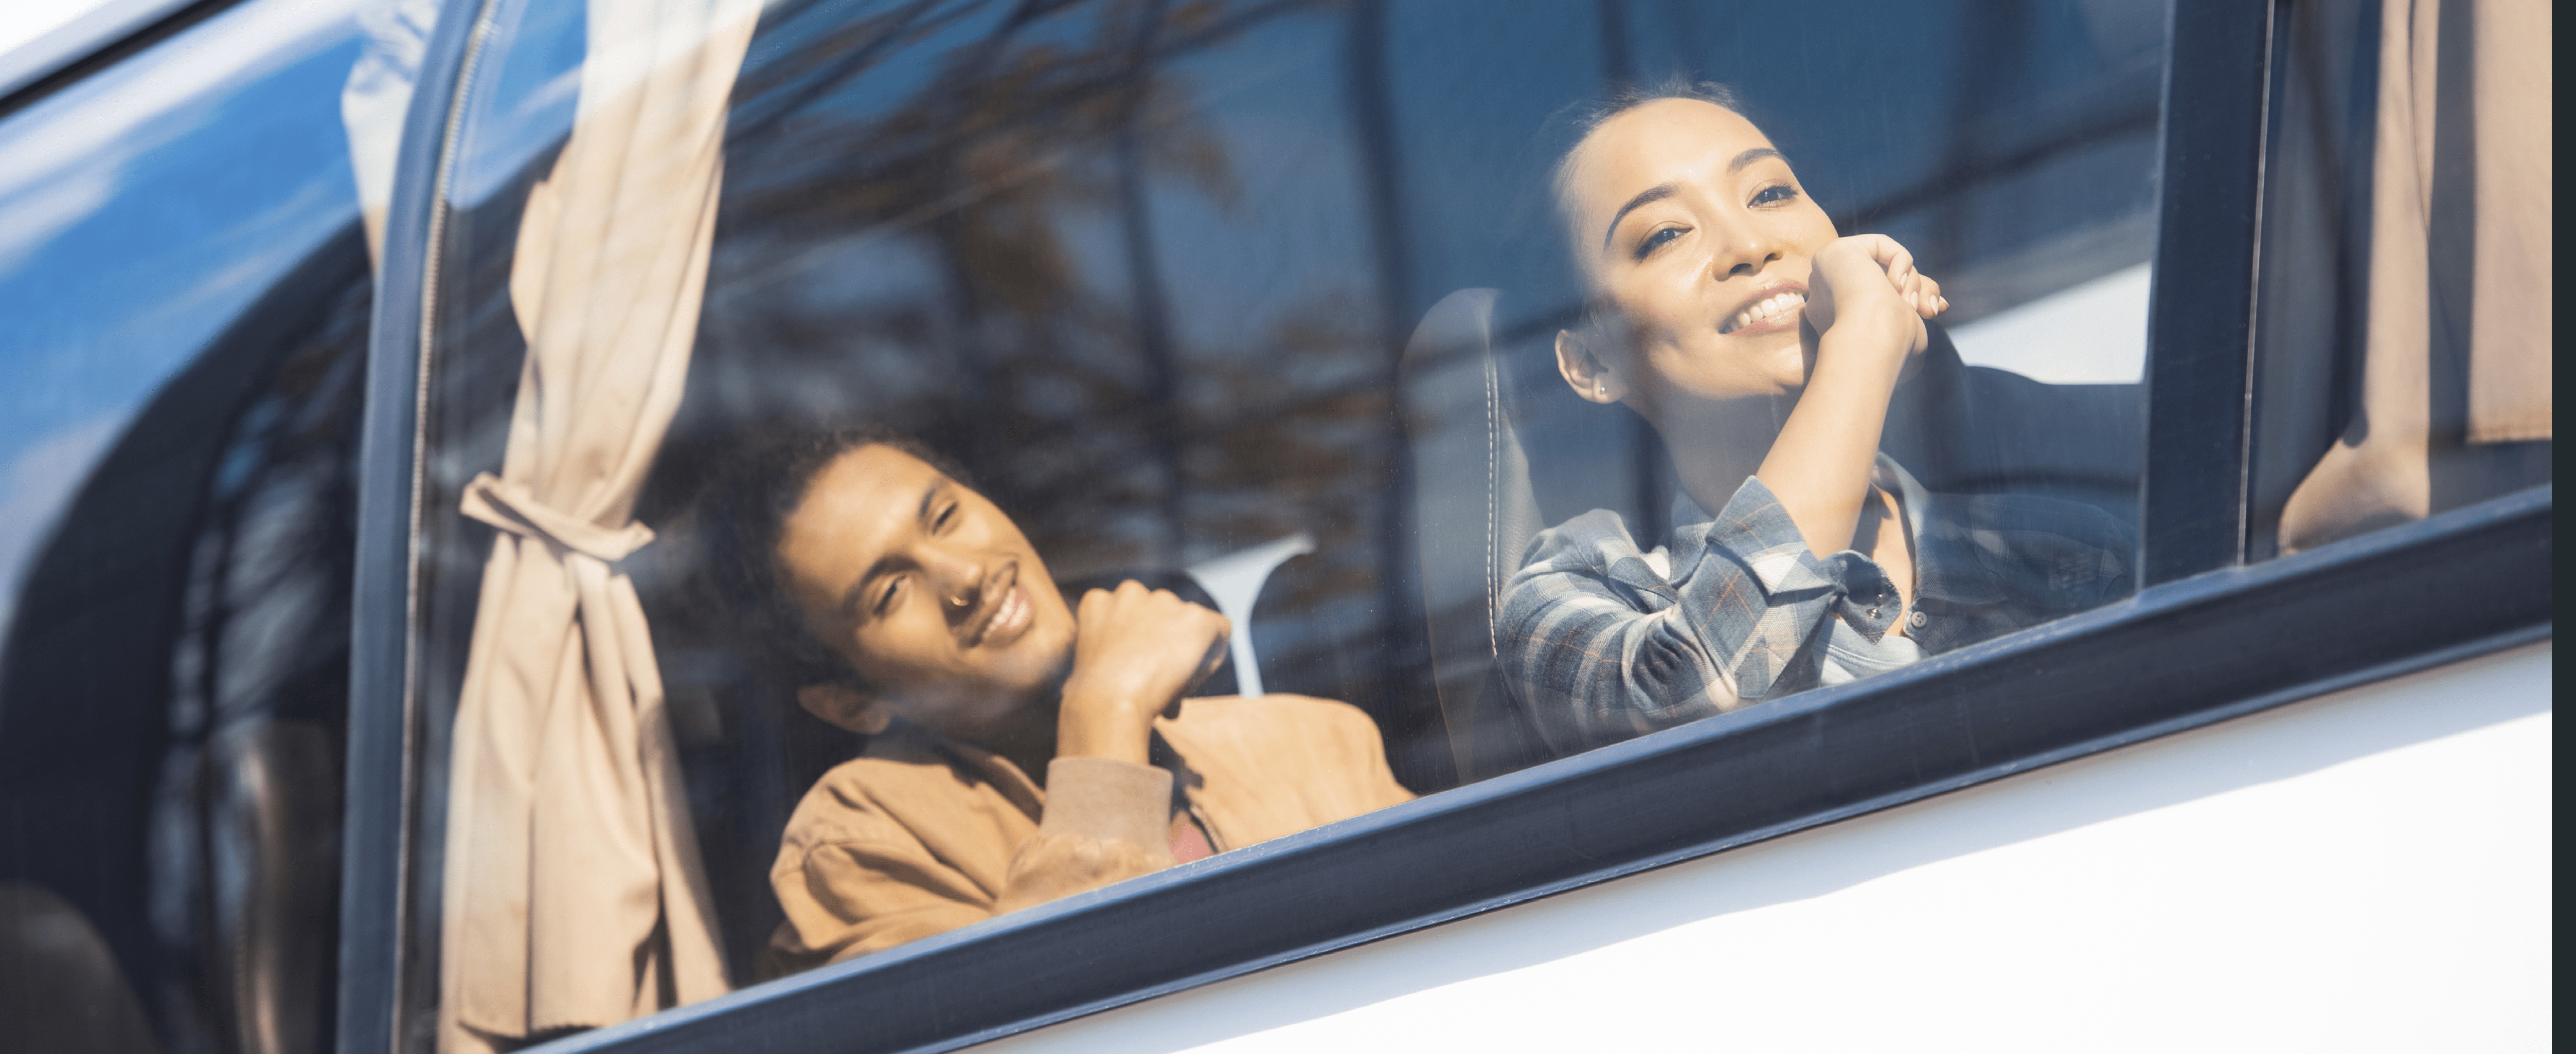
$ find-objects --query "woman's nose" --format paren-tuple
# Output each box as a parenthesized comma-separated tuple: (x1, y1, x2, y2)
(1706, 214, 1778, 280)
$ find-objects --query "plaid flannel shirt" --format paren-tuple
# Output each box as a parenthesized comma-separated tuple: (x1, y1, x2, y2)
(1498, 456, 2133, 757)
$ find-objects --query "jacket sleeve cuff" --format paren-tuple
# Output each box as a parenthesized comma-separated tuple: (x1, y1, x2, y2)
(1039, 756, 1174, 849)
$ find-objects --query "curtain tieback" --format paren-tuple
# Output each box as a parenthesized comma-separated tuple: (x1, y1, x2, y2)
(460, 472, 655, 562)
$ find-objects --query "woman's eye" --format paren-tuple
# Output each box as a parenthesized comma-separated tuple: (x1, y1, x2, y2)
(1635, 226, 1686, 259)
(1751, 184, 1800, 207)
(874, 578, 902, 615)
(933, 503, 957, 532)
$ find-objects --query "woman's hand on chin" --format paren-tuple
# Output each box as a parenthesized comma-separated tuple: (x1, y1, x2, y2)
(1757, 233, 1947, 560)
(1804, 233, 1944, 374)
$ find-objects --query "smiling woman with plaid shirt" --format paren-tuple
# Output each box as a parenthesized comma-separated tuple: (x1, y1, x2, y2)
(1498, 83, 2131, 756)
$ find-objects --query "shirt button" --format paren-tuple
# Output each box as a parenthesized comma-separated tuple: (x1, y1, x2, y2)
(1909, 610, 1928, 629)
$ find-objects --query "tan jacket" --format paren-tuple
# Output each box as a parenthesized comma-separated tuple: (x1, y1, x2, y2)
(762, 694, 1416, 975)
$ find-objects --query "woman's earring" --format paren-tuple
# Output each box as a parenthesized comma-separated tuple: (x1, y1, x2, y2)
(1596, 381, 1607, 398)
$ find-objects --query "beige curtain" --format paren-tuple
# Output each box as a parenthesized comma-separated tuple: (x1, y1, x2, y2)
(437, 1, 760, 1051)
(2278, 0, 2550, 553)
(2457, 0, 2549, 443)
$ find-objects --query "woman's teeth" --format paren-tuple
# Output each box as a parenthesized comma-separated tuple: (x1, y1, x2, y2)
(1729, 290, 1806, 333)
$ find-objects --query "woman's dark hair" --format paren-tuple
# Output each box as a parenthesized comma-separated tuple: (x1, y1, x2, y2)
(1548, 77, 1752, 204)
(696, 424, 973, 693)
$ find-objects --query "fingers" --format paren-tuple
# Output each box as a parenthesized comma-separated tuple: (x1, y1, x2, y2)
(1853, 233, 1946, 318)
(1828, 234, 1928, 312)
(1866, 234, 1915, 279)
(1087, 580, 1175, 610)
(1193, 632, 1229, 684)
(1846, 233, 1915, 284)
(1877, 243, 1922, 314)
(1182, 594, 1233, 659)
(1147, 587, 1233, 680)
(1901, 272, 1945, 319)
(1085, 580, 1229, 639)
(1079, 581, 1158, 617)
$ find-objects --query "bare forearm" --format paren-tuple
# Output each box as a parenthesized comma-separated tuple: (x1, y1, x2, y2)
(1752, 233, 1940, 558)
(1756, 328, 1902, 557)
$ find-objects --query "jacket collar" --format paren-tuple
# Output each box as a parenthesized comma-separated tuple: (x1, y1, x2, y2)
(875, 721, 1047, 819)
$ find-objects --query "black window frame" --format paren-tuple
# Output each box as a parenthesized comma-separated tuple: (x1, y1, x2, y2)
(334, 1, 2553, 1051)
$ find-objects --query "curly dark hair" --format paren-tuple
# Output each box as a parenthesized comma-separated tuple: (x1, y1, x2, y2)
(696, 423, 975, 694)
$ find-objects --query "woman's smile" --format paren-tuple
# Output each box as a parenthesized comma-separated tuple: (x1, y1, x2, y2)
(1719, 283, 1808, 336)
(1554, 97, 1842, 404)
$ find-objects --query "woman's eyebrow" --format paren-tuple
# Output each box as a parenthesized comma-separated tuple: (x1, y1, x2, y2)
(1729, 147, 1785, 172)
(1601, 183, 1675, 252)
(1597, 149, 1790, 252)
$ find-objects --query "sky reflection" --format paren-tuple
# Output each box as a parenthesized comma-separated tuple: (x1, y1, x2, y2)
(0, 0, 362, 644)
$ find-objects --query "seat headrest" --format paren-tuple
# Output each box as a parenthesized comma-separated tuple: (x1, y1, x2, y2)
(1399, 290, 1547, 781)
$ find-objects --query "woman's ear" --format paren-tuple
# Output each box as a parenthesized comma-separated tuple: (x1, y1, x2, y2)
(1556, 328, 1628, 405)
(797, 682, 891, 734)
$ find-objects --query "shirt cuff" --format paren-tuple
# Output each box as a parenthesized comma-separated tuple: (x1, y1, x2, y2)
(1818, 550, 1902, 642)
(1708, 476, 1832, 595)
(1040, 756, 1174, 849)
(1708, 477, 1902, 639)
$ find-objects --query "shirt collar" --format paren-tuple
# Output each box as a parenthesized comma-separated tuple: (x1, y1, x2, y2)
(1873, 452, 1930, 567)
